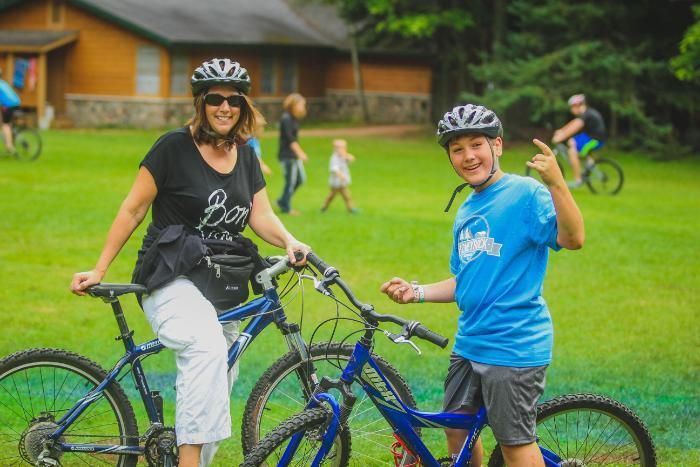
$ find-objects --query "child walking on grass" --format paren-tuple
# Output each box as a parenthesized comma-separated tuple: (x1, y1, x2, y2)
(321, 139, 358, 213)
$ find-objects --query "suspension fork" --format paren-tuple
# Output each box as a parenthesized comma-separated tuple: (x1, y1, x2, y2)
(280, 321, 319, 397)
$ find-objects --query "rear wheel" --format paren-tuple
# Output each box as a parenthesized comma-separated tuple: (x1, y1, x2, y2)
(12, 127, 42, 161)
(488, 393, 656, 466)
(0, 348, 139, 466)
(585, 158, 623, 194)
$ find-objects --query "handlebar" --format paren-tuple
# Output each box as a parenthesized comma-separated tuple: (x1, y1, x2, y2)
(305, 252, 449, 349)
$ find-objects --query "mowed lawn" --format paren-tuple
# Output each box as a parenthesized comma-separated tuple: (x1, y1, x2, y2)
(0, 128, 698, 465)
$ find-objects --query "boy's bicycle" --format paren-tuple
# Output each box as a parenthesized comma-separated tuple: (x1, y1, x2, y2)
(243, 254, 657, 466)
(0, 110, 42, 161)
(0, 254, 412, 466)
(525, 143, 623, 195)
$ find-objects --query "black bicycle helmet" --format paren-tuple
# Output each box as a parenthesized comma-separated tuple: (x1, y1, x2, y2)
(436, 104, 503, 148)
(191, 58, 251, 96)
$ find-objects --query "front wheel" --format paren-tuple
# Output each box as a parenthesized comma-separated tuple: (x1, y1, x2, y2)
(585, 158, 623, 195)
(12, 127, 42, 161)
(0, 348, 139, 466)
(488, 393, 656, 466)
(242, 407, 349, 466)
(242, 343, 417, 466)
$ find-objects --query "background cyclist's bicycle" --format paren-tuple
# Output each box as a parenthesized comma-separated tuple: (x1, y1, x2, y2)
(1, 110, 42, 161)
(526, 142, 624, 195)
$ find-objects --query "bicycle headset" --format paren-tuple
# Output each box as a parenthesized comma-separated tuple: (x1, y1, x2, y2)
(191, 58, 252, 146)
(436, 104, 503, 211)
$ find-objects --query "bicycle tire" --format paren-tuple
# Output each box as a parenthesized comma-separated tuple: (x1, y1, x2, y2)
(12, 128, 42, 161)
(241, 407, 350, 466)
(487, 393, 656, 467)
(242, 343, 418, 466)
(585, 158, 624, 195)
(0, 348, 139, 466)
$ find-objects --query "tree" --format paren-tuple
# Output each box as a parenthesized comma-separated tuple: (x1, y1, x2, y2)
(672, 5, 700, 83)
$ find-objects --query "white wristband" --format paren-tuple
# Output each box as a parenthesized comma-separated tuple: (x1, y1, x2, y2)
(410, 281, 425, 303)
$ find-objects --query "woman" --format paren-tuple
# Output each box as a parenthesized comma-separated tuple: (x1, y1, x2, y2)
(71, 58, 310, 467)
(276, 93, 309, 215)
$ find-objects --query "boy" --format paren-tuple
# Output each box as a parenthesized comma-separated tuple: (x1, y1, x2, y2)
(320, 138, 358, 213)
(381, 104, 584, 466)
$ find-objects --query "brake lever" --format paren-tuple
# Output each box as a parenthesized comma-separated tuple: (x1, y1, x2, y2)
(383, 330, 422, 355)
(300, 274, 333, 297)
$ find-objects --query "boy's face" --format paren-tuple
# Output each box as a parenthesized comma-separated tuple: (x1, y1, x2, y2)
(333, 140, 347, 156)
(447, 134, 502, 185)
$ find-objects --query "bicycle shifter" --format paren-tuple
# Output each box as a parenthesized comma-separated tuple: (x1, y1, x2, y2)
(383, 330, 422, 355)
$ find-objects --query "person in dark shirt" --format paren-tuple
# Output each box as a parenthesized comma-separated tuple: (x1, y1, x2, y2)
(552, 94, 607, 188)
(276, 93, 309, 215)
(71, 58, 310, 467)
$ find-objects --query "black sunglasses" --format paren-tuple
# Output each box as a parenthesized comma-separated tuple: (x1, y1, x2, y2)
(204, 93, 243, 107)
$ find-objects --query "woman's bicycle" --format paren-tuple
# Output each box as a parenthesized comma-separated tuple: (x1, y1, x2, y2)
(243, 254, 657, 466)
(0, 110, 42, 161)
(525, 143, 624, 195)
(0, 254, 412, 466)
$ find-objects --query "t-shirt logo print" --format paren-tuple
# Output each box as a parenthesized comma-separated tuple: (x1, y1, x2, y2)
(457, 215, 502, 262)
(196, 188, 251, 240)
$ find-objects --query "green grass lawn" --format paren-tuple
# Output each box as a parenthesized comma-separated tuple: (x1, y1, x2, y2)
(0, 128, 698, 465)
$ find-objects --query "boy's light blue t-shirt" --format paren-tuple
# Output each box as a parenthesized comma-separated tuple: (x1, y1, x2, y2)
(450, 174, 560, 367)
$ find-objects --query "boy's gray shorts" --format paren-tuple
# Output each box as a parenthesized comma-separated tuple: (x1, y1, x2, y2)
(443, 353, 547, 445)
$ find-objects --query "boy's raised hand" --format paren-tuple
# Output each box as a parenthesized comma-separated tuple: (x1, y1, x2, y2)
(527, 139, 566, 188)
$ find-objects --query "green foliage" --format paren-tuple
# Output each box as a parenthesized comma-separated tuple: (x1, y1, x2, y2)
(671, 5, 700, 82)
(1, 130, 698, 464)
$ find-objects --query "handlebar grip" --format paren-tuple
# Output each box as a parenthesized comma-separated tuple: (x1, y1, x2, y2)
(412, 323, 449, 348)
(306, 252, 336, 277)
(293, 251, 305, 262)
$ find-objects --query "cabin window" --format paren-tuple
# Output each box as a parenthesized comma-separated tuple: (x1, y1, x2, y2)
(280, 56, 298, 94)
(136, 46, 160, 95)
(260, 56, 276, 95)
(49, 0, 65, 26)
(170, 53, 189, 96)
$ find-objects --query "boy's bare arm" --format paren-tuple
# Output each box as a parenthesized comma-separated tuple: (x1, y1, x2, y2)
(527, 139, 585, 249)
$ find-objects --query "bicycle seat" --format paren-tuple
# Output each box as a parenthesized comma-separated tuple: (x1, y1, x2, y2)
(88, 283, 147, 298)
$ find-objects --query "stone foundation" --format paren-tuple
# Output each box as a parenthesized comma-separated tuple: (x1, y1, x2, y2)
(65, 91, 430, 128)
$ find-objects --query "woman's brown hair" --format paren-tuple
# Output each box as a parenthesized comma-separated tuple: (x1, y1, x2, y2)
(188, 92, 266, 149)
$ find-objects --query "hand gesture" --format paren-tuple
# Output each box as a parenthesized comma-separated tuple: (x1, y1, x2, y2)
(71, 269, 104, 296)
(380, 277, 415, 304)
(526, 139, 565, 188)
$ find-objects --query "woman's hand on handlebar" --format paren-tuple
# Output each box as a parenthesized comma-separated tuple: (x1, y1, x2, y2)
(71, 269, 104, 296)
(285, 240, 311, 266)
(380, 277, 416, 304)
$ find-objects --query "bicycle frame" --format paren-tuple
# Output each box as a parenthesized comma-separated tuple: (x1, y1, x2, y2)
(48, 280, 308, 457)
(300, 339, 562, 467)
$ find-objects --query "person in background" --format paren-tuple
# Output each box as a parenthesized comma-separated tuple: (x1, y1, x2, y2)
(276, 93, 308, 215)
(246, 121, 272, 176)
(381, 104, 584, 467)
(0, 69, 21, 154)
(71, 58, 310, 467)
(552, 93, 607, 188)
(320, 138, 358, 213)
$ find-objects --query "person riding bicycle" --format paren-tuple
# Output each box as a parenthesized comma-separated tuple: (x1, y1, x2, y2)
(381, 104, 584, 467)
(0, 69, 21, 154)
(552, 93, 607, 188)
(71, 58, 310, 467)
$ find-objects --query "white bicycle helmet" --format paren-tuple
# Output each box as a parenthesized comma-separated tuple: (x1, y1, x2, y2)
(437, 104, 503, 148)
(191, 58, 251, 95)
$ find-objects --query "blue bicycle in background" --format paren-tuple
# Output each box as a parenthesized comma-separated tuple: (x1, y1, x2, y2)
(242, 254, 657, 466)
(0, 254, 413, 466)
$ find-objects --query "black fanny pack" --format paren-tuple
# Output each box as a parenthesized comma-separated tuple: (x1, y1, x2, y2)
(188, 253, 255, 310)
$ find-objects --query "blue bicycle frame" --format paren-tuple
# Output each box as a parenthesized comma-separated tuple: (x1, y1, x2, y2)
(296, 341, 562, 467)
(50, 267, 310, 458)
